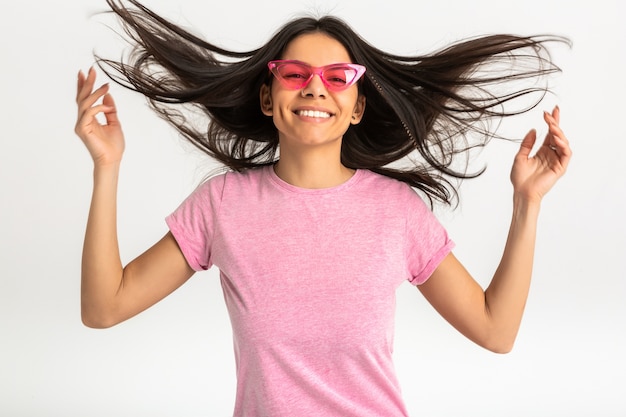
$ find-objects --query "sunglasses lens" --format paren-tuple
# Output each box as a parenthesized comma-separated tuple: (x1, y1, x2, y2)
(323, 66, 358, 89)
(275, 63, 311, 89)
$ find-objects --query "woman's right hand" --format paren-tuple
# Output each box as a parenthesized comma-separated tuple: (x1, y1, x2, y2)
(75, 67, 125, 166)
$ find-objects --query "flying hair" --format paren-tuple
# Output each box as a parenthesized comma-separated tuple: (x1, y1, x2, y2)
(96, 0, 571, 206)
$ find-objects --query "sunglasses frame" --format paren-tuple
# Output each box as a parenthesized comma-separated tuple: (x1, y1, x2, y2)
(267, 60, 366, 92)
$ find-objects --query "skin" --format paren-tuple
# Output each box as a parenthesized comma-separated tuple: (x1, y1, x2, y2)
(75, 33, 571, 354)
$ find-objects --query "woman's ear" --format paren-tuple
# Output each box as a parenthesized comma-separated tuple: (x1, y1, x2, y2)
(260, 84, 273, 116)
(350, 95, 366, 124)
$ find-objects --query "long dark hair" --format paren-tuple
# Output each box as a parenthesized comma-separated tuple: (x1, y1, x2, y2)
(97, 0, 569, 205)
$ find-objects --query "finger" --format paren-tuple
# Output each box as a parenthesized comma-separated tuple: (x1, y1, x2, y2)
(77, 70, 85, 101)
(543, 110, 563, 134)
(75, 103, 118, 141)
(553, 130, 572, 161)
(77, 83, 110, 116)
(76, 67, 94, 103)
(76, 70, 88, 103)
(76, 66, 100, 104)
(548, 123, 568, 147)
(542, 110, 572, 170)
(76, 103, 112, 129)
(102, 93, 121, 126)
(542, 111, 566, 150)
(552, 105, 560, 124)
(517, 129, 537, 160)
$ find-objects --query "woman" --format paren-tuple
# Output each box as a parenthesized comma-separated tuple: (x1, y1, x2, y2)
(75, 1, 571, 415)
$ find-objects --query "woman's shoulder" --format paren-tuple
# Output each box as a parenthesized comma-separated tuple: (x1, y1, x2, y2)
(199, 165, 267, 188)
(359, 169, 417, 195)
(190, 166, 275, 203)
(358, 169, 433, 211)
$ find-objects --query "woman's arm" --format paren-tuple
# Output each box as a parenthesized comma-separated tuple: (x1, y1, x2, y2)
(76, 68, 194, 328)
(418, 106, 571, 353)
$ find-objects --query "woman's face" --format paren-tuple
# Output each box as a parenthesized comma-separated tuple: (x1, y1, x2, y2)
(260, 32, 365, 150)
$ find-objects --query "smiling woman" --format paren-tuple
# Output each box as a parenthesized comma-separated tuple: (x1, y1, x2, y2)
(74, 0, 571, 416)
(259, 32, 367, 185)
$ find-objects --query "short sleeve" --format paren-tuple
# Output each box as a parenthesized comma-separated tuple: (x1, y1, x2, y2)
(165, 175, 225, 271)
(404, 190, 455, 286)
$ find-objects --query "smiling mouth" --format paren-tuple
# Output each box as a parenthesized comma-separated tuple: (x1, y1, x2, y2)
(296, 110, 332, 119)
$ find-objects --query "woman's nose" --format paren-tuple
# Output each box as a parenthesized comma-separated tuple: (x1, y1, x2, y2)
(300, 74, 327, 98)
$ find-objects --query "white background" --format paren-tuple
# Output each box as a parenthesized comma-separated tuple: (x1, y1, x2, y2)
(1, 1, 624, 416)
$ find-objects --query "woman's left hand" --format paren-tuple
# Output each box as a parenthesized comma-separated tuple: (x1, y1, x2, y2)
(510, 106, 572, 203)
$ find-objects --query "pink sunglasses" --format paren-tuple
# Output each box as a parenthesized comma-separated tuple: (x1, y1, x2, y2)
(267, 60, 366, 92)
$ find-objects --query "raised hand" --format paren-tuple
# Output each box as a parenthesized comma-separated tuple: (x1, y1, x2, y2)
(75, 67, 125, 167)
(510, 106, 572, 203)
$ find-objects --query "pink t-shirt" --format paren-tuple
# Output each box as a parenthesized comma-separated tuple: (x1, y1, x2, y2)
(166, 165, 454, 417)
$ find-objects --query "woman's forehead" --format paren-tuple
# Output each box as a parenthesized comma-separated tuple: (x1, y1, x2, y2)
(281, 33, 352, 65)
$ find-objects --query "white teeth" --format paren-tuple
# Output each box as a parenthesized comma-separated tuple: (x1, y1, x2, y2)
(297, 110, 331, 118)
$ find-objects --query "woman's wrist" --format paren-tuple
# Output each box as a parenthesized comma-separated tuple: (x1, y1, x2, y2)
(93, 160, 121, 174)
(511, 192, 541, 224)
(92, 162, 122, 189)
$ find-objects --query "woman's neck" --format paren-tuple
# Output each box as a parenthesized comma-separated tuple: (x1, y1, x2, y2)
(274, 145, 355, 189)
